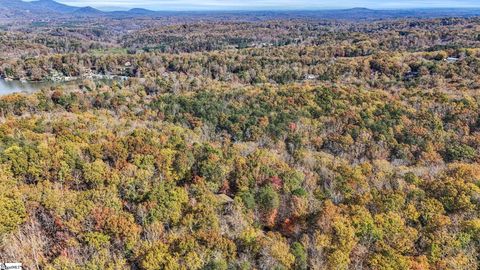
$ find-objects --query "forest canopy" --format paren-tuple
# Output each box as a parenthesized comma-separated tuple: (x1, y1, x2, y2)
(0, 14, 479, 270)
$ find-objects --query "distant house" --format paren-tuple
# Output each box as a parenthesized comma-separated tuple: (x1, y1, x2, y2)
(445, 57, 460, 63)
(405, 71, 419, 79)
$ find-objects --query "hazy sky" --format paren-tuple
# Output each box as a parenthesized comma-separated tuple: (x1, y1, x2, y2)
(39, 0, 480, 10)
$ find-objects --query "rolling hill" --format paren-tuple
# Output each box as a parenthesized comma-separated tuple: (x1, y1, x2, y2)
(1, 0, 480, 20)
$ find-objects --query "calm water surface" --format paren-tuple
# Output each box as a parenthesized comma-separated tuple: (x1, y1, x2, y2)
(0, 78, 124, 95)
(0, 79, 58, 95)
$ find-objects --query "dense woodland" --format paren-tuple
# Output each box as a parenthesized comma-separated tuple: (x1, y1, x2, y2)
(0, 14, 480, 270)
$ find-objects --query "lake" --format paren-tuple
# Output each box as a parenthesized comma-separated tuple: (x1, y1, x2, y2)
(0, 77, 127, 95)
(0, 79, 55, 95)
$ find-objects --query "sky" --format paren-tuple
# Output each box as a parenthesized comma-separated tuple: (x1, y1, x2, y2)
(33, 0, 480, 11)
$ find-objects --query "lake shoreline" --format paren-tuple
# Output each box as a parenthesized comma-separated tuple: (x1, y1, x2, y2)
(0, 75, 130, 95)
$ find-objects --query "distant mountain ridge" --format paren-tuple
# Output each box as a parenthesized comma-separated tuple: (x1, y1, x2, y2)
(128, 8, 158, 14)
(30, 0, 79, 13)
(0, 0, 103, 15)
(73, 6, 104, 15)
(1, 1, 480, 19)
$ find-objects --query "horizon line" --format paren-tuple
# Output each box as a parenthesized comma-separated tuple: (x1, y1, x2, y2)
(21, 1, 480, 12)
(62, 6, 480, 12)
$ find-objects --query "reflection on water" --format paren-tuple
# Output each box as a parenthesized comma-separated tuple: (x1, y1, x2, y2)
(0, 79, 57, 95)
(0, 78, 125, 95)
